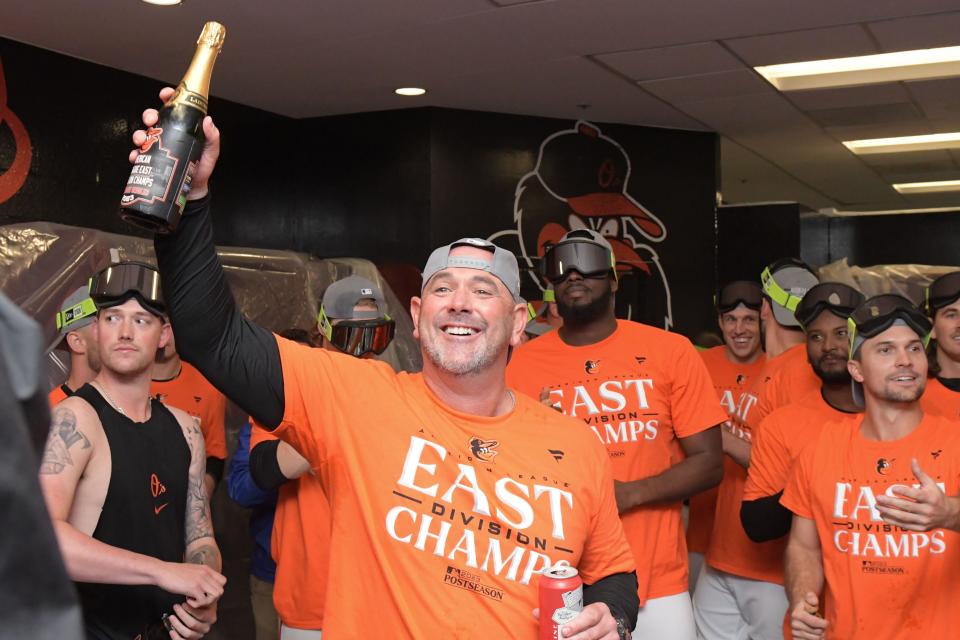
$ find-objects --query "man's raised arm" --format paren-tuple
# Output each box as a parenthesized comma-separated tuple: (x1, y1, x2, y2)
(141, 88, 285, 428)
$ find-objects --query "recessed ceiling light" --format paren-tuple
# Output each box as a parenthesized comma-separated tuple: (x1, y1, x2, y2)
(395, 87, 426, 96)
(843, 132, 960, 155)
(892, 179, 960, 194)
(755, 45, 960, 91)
(142, 0, 182, 4)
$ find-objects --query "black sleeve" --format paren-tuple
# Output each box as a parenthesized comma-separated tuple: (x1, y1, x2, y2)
(249, 440, 289, 491)
(204, 456, 225, 484)
(740, 491, 792, 542)
(582, 571, 639, 630)
(154, 196, 286, 428)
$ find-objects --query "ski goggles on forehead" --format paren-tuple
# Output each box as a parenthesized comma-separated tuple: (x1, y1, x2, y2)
(925, 271, 960, 315)
(847, 294, 931, 357)
(716, 281, 763, 313)
(319, 308, 395, 358)
(794, 282, 864, 328)
(540, 239, 616, 284)
(89, 262, 166, 316)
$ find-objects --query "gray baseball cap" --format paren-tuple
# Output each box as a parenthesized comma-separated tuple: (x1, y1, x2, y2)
(55, 285, 97, 343)
(422, 238, 521, 302)
(760, 259, 819, 327)
(321, 275, 388, 321)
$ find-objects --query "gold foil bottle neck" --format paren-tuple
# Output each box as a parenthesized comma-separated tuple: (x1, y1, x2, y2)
(197, 21, 226, 50)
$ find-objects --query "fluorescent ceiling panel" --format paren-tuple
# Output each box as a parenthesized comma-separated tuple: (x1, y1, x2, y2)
(755, 46, 960, 91)
(892, 179, 960, 194)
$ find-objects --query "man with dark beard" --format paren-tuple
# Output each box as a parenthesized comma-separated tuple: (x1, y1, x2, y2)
(740, 282, 865, 544)
(507, 229, 724, 640)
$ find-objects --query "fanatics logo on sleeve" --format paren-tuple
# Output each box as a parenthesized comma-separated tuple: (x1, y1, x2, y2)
(548, 449, 565, 462)
(584, 360, 601, 374)
(469, 437, 499, 462)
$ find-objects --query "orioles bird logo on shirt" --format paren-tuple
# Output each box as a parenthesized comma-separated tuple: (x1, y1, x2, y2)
(585, 360, 601, 374)
(876, 458, 895, 475)
(469, 437, 499, 462)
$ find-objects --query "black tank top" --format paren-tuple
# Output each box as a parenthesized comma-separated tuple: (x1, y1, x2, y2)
(73, 384, 191, 640)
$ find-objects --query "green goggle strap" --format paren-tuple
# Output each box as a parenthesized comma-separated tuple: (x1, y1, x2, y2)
(56, 297, 98, 331)
(543, 288, 555, 303)
(761, 267, 803, 313)
(526, 303, 537, 322)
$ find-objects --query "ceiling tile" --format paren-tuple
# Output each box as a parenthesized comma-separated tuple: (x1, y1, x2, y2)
(724, 24, 878, 67)
(595, 42, 742, 82)
(868, 11, 960, 51)
(785, 83, 911, 111)
(639, 69, 772, 104)
(806, 102, 924, 128)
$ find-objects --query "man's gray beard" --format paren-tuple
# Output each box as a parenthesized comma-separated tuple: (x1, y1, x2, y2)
(422, 339, 499, 376)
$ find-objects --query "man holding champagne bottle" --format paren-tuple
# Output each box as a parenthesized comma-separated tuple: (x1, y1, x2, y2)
(133, 82, 639, 639)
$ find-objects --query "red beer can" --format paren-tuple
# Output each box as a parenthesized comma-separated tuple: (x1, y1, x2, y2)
(538, 565, 583, 640)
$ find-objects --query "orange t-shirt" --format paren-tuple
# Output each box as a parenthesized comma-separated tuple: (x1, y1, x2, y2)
(151, 361, 228, 459)
(687, 346, 765, 555)
(706, 343, 816, 583)
(272, 336, 635, 639)
(923, 377, 960, 420)
(250, 425, 331, 628)
(48, 384, 70, 407)
(744, 390, 858, 503)
(782, 414, 960, 639)
(754, 348, 821, 423)
(506, 320, 726, 603)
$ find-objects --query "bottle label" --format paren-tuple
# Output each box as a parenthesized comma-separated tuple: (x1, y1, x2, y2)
(121, 124, 200, 214)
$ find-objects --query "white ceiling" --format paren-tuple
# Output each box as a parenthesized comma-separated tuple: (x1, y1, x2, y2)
(4, 0, 960, 211)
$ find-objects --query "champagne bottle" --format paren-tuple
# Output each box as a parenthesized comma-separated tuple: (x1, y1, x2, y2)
(120, 21, 226, 232)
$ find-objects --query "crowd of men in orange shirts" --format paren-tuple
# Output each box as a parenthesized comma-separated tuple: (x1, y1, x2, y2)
(36, 98, 960, 640)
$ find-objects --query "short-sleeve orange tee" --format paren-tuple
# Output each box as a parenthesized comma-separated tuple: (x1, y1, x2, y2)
(923, 377, 960, 420)
(706, 343, 818, 583)
(151, 361, 228, 459)
(782, 414, 960, 639)
(507, 320, 726, 603)
(272, 336, 635, 639)
(250, 424, 330, 628)
(743, 390, 858, 503)
(687, 346, 765, 555)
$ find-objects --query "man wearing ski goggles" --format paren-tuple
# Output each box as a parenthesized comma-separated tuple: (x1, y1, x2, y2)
(782, 294, 960, 640)
(740, 282, 864, 547)
(923, 271, 960, 418)
(316, 275, 395, 358)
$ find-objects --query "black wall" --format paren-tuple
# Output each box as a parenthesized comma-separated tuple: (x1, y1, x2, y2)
(1, 37, 719, 337)
(801, 212, 960, 268)
(717, 203, 802, 283)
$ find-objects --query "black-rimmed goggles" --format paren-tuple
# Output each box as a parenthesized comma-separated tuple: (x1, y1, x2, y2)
(89, 262, 166, 317)
(848, 294, 931, 357)
(716, 280, 763, 313)
(925, 271, 960, 316)
(540, 239, 616, 285)
(794, 282, 864, 328)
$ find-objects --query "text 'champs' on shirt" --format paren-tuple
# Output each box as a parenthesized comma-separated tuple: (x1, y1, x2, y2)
(507, 320, 725, 603)
(273, 336, 634, 639)
(782, 414, 960, 639)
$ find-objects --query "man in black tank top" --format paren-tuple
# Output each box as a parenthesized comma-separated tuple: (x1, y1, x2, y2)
(38, 265, 226, 640)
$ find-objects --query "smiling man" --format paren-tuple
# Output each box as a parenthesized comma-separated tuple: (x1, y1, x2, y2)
(38, 262, 225, 640)
(782, 294, 960, 640)
(138, 89, 638, 640)
(507, 229, 724, 640)
(923, 271, 960, 418)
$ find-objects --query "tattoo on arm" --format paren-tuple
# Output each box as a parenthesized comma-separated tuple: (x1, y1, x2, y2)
(184, 419, 214, 547)
(40, 407, 91, 475)
(187, 543, 219, 570)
